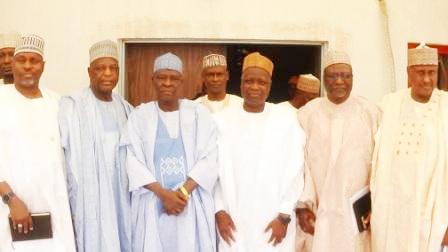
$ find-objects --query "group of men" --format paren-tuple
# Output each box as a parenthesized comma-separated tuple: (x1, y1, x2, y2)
(0, 32, 446, 252)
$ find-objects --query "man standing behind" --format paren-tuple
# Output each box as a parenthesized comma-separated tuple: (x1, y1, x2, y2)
(0, 32, 21, 84)
(197, 54, 242, 113)
(124, 52, 219, 252)
(214, 52, 305, 252)
(0, 34, 76, 252)
(59, 40, 132, 252)
(296, 50, 379, 252)
(371, 44, 448, 252)
(279, 74, 320, 110)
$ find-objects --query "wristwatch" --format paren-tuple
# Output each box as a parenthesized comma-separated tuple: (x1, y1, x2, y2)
(277, 214, 291, 225)
(2, 191, 16, 205)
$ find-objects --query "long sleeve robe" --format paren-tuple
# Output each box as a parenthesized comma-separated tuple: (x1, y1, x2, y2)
(214, 103, 305, 252)
(123, 99, 219, 252)
(371, 89, 448, 252)
(0, 85, 76, 252)
(297, 96, 379, 252)
(59, 88, 132, 252)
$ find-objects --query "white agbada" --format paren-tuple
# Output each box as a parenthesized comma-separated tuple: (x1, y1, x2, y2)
(297, 96, 379, 252)
(278, 101, 298, 112)
(371, 89, 448, 252)
(0, 85, 76, 252)
(214, 103, 305, 252)
(196, 94, 243, 114)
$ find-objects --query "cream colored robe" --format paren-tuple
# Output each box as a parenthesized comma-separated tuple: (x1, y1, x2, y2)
(196, 94, 243, 114)
(297, 96, 379, 252)
(371, 88, 448, 252)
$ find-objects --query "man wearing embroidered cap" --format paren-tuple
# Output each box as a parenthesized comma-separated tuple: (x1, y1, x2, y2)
(197, 54, 243, 113)
(296, 50, 379, 252)
(58, 40, 132, 252)
(279, 74, 320, 110)
(213, 52, 305, 251)
(0, 32, 21, 84)
(0, 34, 76, 252)
(371, 44, 448, 251)
(124, 52, 218, 251)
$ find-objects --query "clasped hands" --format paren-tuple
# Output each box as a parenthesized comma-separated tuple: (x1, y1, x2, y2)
(158, 188, 189, 215)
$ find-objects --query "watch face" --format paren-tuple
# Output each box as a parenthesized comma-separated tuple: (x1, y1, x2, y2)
(2, 192, 14, 204)
(2, 194, 9, 204)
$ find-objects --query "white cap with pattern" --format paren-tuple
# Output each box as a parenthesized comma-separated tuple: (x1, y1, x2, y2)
(323, 50, 351, 69)
(408, 43, 438, 66)
(14, 34, 45, 57)
(0, 32, 21, 50)
(202, 54, 227, 69)
(153, 52, 183, 74)
(89, 40, 119, 63)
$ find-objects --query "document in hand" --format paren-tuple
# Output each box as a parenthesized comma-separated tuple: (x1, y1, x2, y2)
(9, 212, 53, 242)
(349, 186, 371, 233)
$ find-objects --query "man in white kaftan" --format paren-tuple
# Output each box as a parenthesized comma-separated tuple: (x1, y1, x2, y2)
(296, 51, 379, 252)
(124, 52, 219, 252)
(214, 52, 305, 252)
(59, 40, 132, 252)
(0, 34, 76, 252)
(196, 54, 243, 114)
(371, 44, 448, 252)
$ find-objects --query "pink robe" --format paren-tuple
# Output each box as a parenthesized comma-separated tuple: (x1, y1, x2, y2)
(297, 96, 379, 252)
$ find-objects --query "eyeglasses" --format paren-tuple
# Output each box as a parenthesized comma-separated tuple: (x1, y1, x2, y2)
(325, 73, 353, 81)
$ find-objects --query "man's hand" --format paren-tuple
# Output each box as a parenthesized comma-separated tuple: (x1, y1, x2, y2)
(9, 197, 33, 234)
(159, 189, 187, 215)
(361, 212, 371, 230)
(216, 210, 236, 245)
(442, 228, 448, 246)
(296, 208, 315, 235)
(264, 215, 288, 246)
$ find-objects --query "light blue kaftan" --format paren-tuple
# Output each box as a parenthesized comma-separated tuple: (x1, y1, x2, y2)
(59, 88, 132, 252)
(123, 99, 218, 252)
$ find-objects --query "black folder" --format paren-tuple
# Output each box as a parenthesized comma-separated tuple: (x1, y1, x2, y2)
(9, 212, 53, 241)
(352, 190, 371, 232)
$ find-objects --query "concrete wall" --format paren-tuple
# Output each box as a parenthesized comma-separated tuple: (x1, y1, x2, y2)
(1, 0, 447, 102)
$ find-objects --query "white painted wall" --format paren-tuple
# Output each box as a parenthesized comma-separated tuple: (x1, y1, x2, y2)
(1, 0, 447, 102)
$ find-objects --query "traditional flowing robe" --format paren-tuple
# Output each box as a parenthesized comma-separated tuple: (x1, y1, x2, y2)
(196, 94, 243, 114)
(278, 101, 298, 112)
(214, 103, 305, 252)
(59, 88, 132, 252)
(123, 99, 219, 252)
(297, 96, 379, 252)
(371, 89, 448, 252)
(0, 85, 76, 252)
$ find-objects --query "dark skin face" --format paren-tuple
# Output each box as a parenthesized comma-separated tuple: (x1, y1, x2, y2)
(0, 48, 16, 84)
(287, 75, 298, 100)
(12, 52, 45, 98)
(323, 63, 353, 104)
(408, 65, 438, 103)
(153, 69, 182, 112)
(241, 67, 272, 113)
(202, 65, 229, 101)
(88, 57, 119, 101)
(292, 89, 320, 109)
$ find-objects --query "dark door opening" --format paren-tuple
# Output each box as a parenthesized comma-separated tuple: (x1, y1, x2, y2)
(226, 44, 321, 103)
